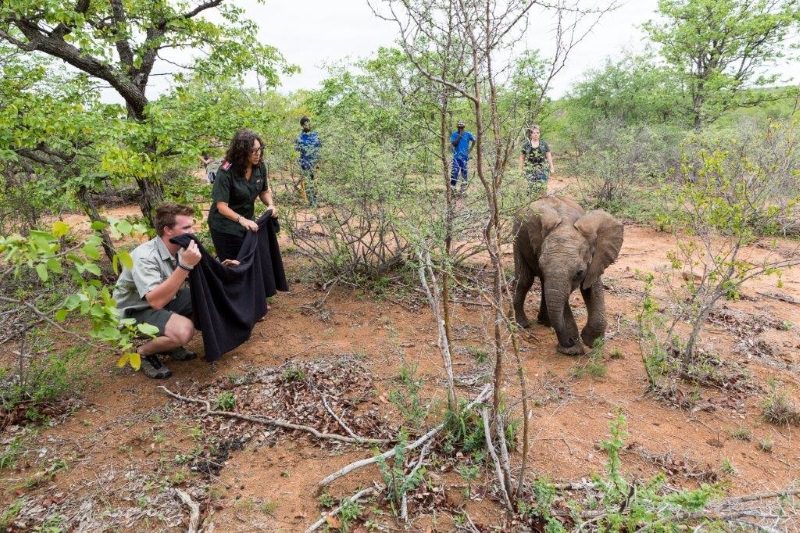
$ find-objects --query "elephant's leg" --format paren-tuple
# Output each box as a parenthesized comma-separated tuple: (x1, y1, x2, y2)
(537, 280, 550, 326)
(580, 279, 608, 348)
(556, 300, 584, 355)
(513, 266, 535, 328)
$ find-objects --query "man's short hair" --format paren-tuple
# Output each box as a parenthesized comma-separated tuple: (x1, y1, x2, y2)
(300, 116, 310, 126)
(154, 204, 194, 237)
(457, 120, 465, 127)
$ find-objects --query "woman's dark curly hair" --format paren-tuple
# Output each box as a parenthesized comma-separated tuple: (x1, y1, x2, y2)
(224, 129, 264, 175)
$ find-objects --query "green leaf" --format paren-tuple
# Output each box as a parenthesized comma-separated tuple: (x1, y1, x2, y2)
(52, 220, 70, 238)
(116, 220, 133, 235)
(64, 295, 81, 309)
(118, 250, 133, 269)
(117, 353, 130, 368)
(55, 309, 69, 322)
(84, 263, 102, 276)
(46, 258, 63, 274)
(129, 352, 142, 370)
(91, 220, 108, 231)
(35, 263, 49, 282)
(137, 323, 160, 336)
(83, 243, 101, 260)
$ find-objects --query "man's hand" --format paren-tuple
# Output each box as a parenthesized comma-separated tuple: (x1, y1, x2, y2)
(240, 218, 259, 232)
(221, 259, 240, 268)
(179, 239, 201, 267)
(267, 205, 278, 218)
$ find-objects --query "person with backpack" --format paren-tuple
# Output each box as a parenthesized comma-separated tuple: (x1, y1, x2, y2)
(450, 120, 476, 193)
(519, 124, 555, 196)
(200, 151, 217, 183)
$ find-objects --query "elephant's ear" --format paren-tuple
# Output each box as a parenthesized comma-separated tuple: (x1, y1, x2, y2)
(526, 203, 562, 253)
(574, 210, 624, 290)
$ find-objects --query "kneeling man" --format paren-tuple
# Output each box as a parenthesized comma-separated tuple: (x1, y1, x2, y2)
(113, 204, 201, 378)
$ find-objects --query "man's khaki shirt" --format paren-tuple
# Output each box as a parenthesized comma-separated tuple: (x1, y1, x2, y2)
(112, 237, 180, 315)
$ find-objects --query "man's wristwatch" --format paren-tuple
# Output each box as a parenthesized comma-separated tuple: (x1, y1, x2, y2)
(177, 261, 194, 272)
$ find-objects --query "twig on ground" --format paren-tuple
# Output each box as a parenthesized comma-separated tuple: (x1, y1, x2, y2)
(401, 438, 433, 522)
(605, 313, 623, 340)
(159, 386, 389, 445)
(305, 485, 382, 533)
(756, 291, 798, 305)
(464, 511, 481, 533)
(450, 298, 492, 307)
(536, 437, 574, 455)
(174, 488, 201, 533)
(321, 393, 391, 445)
(318, 384, 492, 489)
(720, 488, 800, 505)
(310, 276, 340, 309)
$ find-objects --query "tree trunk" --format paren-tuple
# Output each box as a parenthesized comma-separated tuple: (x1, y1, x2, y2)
(136, 176, 164, 228)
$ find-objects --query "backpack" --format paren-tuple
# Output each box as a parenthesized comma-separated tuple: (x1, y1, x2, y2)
(206, 160, 222, 184)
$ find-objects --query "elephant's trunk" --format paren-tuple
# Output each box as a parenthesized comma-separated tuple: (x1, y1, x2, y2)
(544, 277, 578, 350)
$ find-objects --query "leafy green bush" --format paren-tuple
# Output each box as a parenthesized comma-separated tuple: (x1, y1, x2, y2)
(1, 218, 154, 377)
(214, 391, 236, 412)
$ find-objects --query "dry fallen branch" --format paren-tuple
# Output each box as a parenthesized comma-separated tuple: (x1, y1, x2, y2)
(159, 386, 391, 445)
(174, 488, 201, 533)
(756, 291, 799, 305)
(555, 486, 800, 528)
(321, 393, 392, 445)
(317, 384, 492, 489)
(401, 438, 433, 522)
(305, 484, 382, 533)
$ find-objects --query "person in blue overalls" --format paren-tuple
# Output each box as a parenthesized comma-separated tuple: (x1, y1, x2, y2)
(295, 116, 322, 207)
(449, 120, 475, 193)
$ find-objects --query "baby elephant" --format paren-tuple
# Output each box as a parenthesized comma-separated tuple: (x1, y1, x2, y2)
(513, 196, 623, 355)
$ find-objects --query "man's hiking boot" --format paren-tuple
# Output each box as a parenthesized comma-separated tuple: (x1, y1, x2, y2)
(141, 355, 172, 379)
(166, 347, 197, 361)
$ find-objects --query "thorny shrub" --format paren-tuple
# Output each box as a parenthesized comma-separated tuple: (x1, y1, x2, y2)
(569, 121, 683, 219)
(761, 380, 800, 426)
(637, 120, 800, 369)
(284, 118, 413, 283)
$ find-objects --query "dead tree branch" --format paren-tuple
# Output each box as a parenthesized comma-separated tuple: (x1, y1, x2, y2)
(159, 386, 391, 445)
(174, 488, 201, 533)
(321, 393, 392, 445)
(305, 485, 383, 533)
(318, 384, 492, 489)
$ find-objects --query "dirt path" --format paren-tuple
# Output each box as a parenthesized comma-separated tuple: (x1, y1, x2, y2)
(1, 204, 799, 531)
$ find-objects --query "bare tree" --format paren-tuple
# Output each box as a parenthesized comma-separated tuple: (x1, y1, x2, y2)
(371, 0, 616, 508)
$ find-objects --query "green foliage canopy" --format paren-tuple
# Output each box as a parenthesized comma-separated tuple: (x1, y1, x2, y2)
(644, 0, 800, 129)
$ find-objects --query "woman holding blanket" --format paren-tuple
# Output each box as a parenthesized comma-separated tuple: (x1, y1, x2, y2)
(208, 129, 279, 261)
